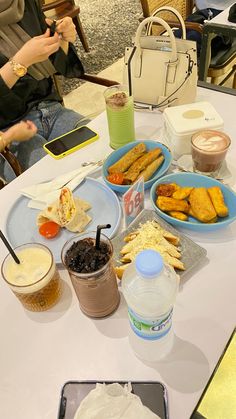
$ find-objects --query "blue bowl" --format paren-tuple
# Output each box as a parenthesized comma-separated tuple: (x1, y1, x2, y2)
(102, 140, 172, 193)
(150, 172, 236, 231)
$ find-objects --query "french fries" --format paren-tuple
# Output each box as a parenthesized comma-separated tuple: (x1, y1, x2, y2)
(107, 143, 165, 185)
(156, 183, 229, 224)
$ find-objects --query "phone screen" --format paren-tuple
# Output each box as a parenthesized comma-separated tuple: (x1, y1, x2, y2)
(45, 126, 98, 156)
(58, 381, 168, 419)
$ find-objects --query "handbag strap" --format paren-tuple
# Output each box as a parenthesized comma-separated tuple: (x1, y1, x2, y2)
(147, 6, 186, 39)
(135, 16, 178, 65)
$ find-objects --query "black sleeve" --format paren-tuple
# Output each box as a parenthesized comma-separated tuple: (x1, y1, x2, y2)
(34, 0, 84, 78)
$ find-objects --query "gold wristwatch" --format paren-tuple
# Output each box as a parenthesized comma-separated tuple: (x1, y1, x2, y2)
(9, 59, 27, 77)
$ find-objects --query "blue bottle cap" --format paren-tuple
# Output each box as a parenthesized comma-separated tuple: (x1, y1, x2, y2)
(135, 250, 163, 278)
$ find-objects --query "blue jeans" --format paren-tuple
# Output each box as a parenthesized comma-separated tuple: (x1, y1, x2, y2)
(1, 101, 85, 181)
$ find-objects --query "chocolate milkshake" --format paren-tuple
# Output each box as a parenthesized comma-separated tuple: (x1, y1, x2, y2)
(61, 232, 120, 318)
(191, 130, 231, 176)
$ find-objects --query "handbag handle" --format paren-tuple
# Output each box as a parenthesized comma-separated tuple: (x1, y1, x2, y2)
(135, 16, 178, 65)
(147, 6, 186, 39)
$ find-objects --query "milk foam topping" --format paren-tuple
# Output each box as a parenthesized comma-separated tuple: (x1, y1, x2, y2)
(193, 134, 228, 151)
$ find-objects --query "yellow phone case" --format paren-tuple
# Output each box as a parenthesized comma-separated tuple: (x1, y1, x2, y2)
(43, 126, 99, 159)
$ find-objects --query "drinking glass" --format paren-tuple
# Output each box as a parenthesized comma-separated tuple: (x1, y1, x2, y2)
(104, 84, 135, 149)
(1, 243, 62, 311)
(191, 130, 231, 177)
(61, 232, 120, 318)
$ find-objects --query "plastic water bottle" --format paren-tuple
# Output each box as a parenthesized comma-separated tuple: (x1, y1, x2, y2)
(122, 249, 179, 362)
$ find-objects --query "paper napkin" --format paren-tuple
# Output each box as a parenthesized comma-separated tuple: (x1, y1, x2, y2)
(21, 164, 102, 210)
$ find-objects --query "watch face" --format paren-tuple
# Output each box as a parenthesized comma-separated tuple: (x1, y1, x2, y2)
(17, 67, 26, 77)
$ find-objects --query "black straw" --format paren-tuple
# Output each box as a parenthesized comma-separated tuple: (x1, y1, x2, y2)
(0, 230, 20, 264)
(95, 224, 111, 250)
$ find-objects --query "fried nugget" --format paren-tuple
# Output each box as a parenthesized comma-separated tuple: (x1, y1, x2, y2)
(189, 188, 217, 223)
(207, 186, 229, 218)
(108, 143, 146, 174)
(156, 183, 176, 197)
(172, 187, 194, 200)
(168, 211, 188, 221)
(156, 196, 189, 213)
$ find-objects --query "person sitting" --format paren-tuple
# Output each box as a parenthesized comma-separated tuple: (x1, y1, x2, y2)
(184, 0, 234, 58)
(0, 0, 85, 170)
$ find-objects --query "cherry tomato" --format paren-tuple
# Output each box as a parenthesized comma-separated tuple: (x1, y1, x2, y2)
(107, 172, 124, 185)
(39, 221, 60, 239)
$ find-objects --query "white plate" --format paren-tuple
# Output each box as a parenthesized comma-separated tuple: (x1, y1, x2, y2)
(5, 178, 121, 263)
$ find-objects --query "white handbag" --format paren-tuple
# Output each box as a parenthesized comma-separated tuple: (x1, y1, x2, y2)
(123, 6, 197, 109)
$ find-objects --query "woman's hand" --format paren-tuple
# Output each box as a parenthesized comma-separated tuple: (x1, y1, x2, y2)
(13, 29, 60, 67)
(5, 121, 38, 143)
(46, 17, 76, 43)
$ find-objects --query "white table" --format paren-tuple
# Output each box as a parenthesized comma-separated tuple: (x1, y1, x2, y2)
(0, 87, 236, 419)
(209, 4, 236, 27)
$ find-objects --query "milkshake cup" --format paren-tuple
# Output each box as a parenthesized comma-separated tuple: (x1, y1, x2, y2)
(104, 84, 135, 149)
(61, 232, 120, 318)
(191, 130, 231, 177)
(1, 243, 62, 311)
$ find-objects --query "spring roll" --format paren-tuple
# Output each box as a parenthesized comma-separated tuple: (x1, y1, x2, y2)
(207, 186, 229, 218)
(123, 148, 162, 183)
(108, 142, 146, 174)
(189, 187, 217, 223)
(139, 155, 164, 181)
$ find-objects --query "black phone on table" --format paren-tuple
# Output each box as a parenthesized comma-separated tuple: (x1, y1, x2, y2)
(58, 381, 169, 419)
(43, 126, 99, 159)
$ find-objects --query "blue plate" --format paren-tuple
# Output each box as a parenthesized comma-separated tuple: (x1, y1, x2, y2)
(150, 173, 236, 231)
(102, 140, 172, 193)
(5, 178, 122, 263)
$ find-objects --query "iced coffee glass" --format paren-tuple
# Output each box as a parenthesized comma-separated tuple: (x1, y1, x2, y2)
(104, 84, 135, 149)
(61, 232, 120, 318)
(1, 243, 62, 311)
(191, 130, 231, 177)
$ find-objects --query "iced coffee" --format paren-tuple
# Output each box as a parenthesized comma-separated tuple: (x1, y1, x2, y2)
(1, 243, 62, 311)
(61, 232, 120, 318)
(191, 130, 231, 176)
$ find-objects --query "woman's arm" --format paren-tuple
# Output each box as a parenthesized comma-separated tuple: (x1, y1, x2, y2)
(0, 121, 37, 152)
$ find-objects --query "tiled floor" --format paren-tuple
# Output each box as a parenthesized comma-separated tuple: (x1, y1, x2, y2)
(64, 58, 123, 118)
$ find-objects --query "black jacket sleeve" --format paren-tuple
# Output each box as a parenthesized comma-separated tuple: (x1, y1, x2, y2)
(34, 0, 84, 77)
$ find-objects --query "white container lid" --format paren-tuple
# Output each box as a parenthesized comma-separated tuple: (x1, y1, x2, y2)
(163, 101, 224, 135)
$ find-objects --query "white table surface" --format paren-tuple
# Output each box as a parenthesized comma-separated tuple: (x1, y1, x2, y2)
(0, 87, 236, 419)
(207, 3, 236, 27)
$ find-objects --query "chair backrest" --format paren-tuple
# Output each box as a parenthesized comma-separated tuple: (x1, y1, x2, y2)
(140, 0, 194, 21)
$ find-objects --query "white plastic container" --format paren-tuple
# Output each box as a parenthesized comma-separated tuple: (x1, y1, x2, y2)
(122, 250, 179, 362)
(163, 101, 224, 159)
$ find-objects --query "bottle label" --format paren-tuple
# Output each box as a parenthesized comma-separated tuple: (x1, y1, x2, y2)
(128, 307, 173, 341)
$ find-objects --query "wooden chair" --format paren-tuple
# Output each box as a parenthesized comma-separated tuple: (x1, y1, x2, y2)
(0, 148, 23, 188)
(41, 0, 89, 52)
(140, 0, 195, 34)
